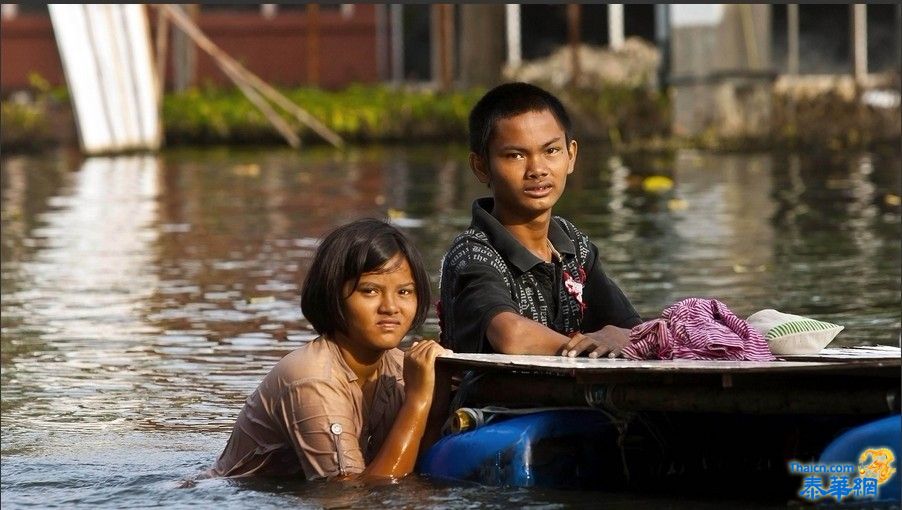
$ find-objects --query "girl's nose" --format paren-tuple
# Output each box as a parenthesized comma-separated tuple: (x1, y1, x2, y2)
(379, 294, 399, 314)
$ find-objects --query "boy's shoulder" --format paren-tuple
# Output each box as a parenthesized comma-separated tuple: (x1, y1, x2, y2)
(442, 226, 507, 275)
(443, 226, 499, 267)
(551, 214, 589, 241)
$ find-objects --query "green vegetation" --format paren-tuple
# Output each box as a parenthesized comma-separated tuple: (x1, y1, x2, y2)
(1, 80, 897, 154)
(0, 74, 66, 152)
(163, 84, 485, 146)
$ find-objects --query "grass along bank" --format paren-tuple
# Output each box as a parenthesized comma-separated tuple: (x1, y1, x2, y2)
(1, 81, 898, 154)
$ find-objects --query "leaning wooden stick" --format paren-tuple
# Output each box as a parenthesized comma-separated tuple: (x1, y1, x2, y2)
(156, 4, 343, 149)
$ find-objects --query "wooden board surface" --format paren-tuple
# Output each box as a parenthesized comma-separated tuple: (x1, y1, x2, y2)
(436, 345, 901, 375)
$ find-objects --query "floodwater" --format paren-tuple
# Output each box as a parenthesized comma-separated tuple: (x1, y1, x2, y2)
(1, 145, 900, 508)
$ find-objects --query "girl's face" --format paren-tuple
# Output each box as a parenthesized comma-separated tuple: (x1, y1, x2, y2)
(340, 253, 418, 354)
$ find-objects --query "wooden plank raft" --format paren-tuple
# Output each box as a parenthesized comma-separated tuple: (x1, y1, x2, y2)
(421, 346, 901, 450)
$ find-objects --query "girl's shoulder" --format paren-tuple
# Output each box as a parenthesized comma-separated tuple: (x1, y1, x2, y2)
(271, 337, 338, 383)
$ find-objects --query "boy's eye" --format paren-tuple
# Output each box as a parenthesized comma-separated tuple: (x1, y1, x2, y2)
(505, 152, 523, 159)
(546, 147, 560, 154)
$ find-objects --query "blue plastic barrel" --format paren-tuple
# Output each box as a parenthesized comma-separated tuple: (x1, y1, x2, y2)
(819, 414, 901, 502)
(417, 409, 622, 488)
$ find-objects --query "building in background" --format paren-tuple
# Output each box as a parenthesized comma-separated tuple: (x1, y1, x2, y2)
(2, 4, 900, 139)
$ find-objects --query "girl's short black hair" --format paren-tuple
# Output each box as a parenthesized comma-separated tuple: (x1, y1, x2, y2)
(468, 82, 573, 159)
(301, 219, 431, 338)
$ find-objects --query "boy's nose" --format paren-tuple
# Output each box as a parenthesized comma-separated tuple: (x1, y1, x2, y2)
(526, 155, 549, 177)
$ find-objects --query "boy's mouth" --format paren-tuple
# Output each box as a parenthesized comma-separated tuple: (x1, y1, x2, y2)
(524, 183, 553, 198)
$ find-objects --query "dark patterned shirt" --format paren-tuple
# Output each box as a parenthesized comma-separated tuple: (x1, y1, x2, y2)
(438, 198, 642, 353)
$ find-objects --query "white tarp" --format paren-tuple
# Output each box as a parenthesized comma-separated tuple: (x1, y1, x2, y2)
(49, 4, 160, 154)
(670, 4, 724, 28)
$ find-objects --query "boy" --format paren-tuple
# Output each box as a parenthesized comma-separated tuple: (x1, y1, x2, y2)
(438, 82, 641, 357)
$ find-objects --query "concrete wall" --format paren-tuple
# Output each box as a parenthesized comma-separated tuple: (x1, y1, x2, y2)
(670, 4, 774, 138)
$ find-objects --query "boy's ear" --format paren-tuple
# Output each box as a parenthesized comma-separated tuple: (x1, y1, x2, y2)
(469, 152, 491, 185)
(566, 139, 578, 175)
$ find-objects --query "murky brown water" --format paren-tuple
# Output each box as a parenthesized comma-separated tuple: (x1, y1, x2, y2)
(1, 145, 900, 508)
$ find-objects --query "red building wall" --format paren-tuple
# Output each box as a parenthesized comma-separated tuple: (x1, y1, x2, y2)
(0, 5, 380, 93)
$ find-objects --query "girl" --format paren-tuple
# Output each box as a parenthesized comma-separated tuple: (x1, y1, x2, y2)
(211, 219, 448, 479)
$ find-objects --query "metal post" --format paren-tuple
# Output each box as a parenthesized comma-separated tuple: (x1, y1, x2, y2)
(851, 4, 867, 84)
(375, 4, 387, 81)
(654, 4, 670, 91)
(1, 3, 18, 19)
(306, 3, 320, 86)
(608, 4, 624, 50)
(260, 4, 277, 20)
(390, 4, 404, 84)
(505, 4, 521, 68)
(896, 4, 901, 74)
(787, 4, 799, 75)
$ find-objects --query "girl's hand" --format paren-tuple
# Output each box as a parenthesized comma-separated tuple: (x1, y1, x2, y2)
(403, 340, 451, 402)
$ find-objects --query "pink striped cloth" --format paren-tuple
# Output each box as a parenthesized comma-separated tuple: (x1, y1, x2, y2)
(622, 298, 775, 361)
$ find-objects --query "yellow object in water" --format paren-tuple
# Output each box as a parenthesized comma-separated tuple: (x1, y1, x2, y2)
(642, 175, 674, 193)
(668, 198, 689, 211)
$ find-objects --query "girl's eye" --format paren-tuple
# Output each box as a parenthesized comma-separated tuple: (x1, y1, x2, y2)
(359, 287, 378, 295)
(399, 288, 414, 296)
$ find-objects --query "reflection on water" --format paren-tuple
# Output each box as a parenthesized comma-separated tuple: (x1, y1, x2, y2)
(1, 145, 900, 508)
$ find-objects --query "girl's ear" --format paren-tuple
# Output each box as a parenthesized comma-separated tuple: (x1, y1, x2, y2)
(469, 152, 491, 185)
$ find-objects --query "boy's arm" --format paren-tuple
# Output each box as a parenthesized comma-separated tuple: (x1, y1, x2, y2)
(580, 244, 642, 333)
(487, 311, 628, 357)
(485, 311, 570, 354)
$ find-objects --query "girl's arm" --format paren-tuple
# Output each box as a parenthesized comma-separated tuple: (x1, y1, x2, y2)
(361, 340, 447, 478)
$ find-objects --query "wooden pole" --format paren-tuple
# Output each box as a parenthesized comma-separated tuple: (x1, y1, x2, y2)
(171, 4, 198, 92)
(567, 4, 582, 87)
(851, 4, 867, 84)
(306, 4, 320, 87)
(154, 5, 169, 104)
(739, 4, 761, 69)
(156, 4, 344, 149)
(787, 4, 799, 75)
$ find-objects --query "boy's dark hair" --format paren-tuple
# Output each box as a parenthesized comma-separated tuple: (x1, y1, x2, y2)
(468, 82, 573, 159)
(301, 219, 431, 338)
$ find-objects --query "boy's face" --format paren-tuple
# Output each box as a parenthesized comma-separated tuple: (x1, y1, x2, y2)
(471, 109, 577, 221)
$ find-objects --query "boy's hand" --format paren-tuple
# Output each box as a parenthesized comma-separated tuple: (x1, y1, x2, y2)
(560, 325, 632, 359)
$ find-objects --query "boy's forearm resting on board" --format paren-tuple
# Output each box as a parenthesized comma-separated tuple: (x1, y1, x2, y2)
(486, 311, 571, 355)
(486, 312, 633, 357)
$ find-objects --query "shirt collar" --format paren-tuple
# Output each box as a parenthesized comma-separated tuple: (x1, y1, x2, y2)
(471, 197, 575, 273)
